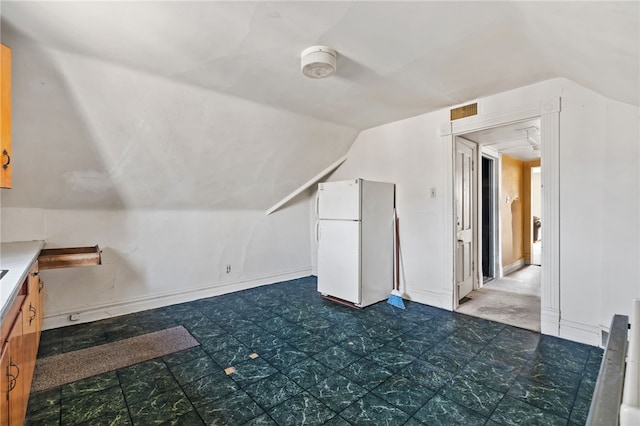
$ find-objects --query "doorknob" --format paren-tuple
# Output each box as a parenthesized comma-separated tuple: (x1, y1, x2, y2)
(457, 239, 464, 245)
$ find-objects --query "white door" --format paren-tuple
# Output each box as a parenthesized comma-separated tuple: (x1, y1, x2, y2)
(317, 220, 361, 304)
(455, 138, 477, 300)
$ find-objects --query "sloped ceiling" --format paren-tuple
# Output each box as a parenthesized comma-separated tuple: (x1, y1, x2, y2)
(1, 1, 638, 210)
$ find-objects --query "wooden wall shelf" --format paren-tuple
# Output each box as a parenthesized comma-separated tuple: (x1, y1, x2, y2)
(38, 246, 101, 270)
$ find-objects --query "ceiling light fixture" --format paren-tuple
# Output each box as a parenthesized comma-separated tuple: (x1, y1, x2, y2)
(517, 126, 540, 149)
(301, 46, 337, 79)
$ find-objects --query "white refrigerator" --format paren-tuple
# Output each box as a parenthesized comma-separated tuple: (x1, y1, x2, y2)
(316, 179, 395, 307)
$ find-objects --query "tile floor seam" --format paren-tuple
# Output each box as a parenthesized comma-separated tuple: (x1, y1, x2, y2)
(161, 353, 212, 425)
(263, 388, 337, 425)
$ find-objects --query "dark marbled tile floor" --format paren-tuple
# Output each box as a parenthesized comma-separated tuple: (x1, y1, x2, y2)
(26, 277, 601, 425)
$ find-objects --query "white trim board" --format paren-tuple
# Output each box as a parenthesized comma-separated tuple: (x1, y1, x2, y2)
(43, 268, 313, 330)
(441, 99, 558, 136)
(404, 287, 451, 312)
(560, 318, 601, 346)
(442, 97, 561, 337)
(266, 155, 347, 215)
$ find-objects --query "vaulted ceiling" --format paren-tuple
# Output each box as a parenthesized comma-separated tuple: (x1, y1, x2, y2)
(1, 1, 638, 210)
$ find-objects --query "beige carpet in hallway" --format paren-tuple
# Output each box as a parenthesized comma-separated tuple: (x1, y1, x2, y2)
(457, 266, 541, 332)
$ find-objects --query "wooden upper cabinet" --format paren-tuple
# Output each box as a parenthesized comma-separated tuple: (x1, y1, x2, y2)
(1, 44, 11, 189)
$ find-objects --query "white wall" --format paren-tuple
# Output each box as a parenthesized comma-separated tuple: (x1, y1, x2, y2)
(319, 109, 452, 308)
(3, 30, 637, 346)
(2, 203, 311, 329)
(0, 35, 357, 329)
(319, 78, 639, 345)
(587, 97, 639, 337)
(557, 82, 639, 343)
(1, 38, 357, 210)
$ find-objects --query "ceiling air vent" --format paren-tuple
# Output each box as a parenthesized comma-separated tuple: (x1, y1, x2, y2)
(450, 103, 478, 121)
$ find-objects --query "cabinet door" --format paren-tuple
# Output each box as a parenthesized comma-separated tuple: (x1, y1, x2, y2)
(32, 264, 44, 347)
(0, 343, 9, 426)
(1, 311, 24, 426)
(0, 44, 11, 189)
(27, 263, 42, 347)
(21, 290, 38, 396)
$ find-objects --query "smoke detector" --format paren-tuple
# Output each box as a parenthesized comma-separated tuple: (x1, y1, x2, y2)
(301, 46, 337, 79)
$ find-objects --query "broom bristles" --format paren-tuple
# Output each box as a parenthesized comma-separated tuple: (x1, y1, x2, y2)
(387, 289, 405, 309)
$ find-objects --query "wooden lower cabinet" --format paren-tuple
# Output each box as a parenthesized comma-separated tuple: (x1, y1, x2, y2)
(0, 262, 41, 426)
(0, 311, 25, 426)
(0, 341, 8, 425)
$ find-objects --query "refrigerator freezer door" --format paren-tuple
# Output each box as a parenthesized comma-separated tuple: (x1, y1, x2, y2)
(318, 180, 361, 220)
(317, 220, 361, 304)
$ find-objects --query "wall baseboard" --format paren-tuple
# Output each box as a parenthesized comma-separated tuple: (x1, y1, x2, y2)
(502, 259, 525, 276)
(43, 268, 312, 330)
(559, 318, 601, 346)
(541, 308, 560, 336)
(404, 287, 451, 312)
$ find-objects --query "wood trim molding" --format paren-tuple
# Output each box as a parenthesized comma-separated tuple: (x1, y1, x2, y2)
(266, 154, 347, 216)
(442, 96, 561, 336)
(559, 318, 600, 346)
(540, 109, 560, 336)
(42, 268, 313, 330)
(441, 100, 554, 136)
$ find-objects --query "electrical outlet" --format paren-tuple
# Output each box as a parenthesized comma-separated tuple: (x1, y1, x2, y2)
(226, 264, 231, 274)
(70, 313, 80, 321)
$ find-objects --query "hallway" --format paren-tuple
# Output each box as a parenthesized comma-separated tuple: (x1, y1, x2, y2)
(457, 265, 541, 332)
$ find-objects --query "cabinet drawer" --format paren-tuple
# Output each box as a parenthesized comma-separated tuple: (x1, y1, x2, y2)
(0, 291, 24, 349)
(38, 245, 101, 270)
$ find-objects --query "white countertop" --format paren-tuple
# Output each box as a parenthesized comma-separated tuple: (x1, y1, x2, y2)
(0, 240, 45, 322)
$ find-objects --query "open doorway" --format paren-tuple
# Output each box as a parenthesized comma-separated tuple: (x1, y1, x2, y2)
(530, 166, 542, 266)
(455, 119, 542, 332)
(481, 156, 496, 282)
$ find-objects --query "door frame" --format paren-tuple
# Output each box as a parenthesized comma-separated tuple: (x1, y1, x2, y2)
(441, 98, 561, 336)
(480, 147, 501, 281)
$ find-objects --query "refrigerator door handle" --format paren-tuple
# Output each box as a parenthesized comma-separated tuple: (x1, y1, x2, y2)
(315, 220, 320, 243)
(315, 192, 320, 217)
